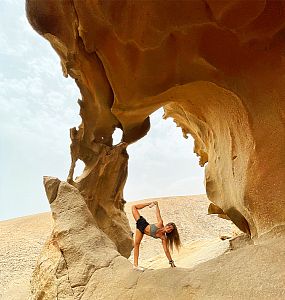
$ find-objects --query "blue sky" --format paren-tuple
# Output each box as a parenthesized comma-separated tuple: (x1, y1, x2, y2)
(0, 0, 205, 221)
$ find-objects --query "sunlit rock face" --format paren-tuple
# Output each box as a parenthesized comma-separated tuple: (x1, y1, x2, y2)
(31, 177, 134, 299)
(29, 178, 285, 300)
(26, 0, 284, 241)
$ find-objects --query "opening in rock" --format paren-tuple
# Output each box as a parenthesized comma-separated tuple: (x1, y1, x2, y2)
(125, 108, 238, 269)
(73, 159, 85, 179)
(124, 108, 206, 200)
(113, 128, 123, 145)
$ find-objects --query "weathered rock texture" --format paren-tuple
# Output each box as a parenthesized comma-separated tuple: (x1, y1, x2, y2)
(32, 179, 234, 299)
(67, 142, 132, 258)
(25, 1, 285, 299)
(0, 195, 235, 299)
(28, 178, 285, 300)
(26, 0, 285, 239)
(32, 177, 135, 300)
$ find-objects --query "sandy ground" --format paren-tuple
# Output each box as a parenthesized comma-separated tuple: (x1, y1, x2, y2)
(0, 213, 52, 299)
(0, 195, 234, 299)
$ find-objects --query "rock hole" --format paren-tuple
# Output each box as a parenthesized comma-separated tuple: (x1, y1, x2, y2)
(113, 128, 123, 145)
(74, 159, 85, 179)
(124, 108, 206, 200)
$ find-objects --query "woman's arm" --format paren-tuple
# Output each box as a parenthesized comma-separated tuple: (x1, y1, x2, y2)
(161, 238, 176, 267)
(154, 201, 163, 225)
(133, 202, 155, 210)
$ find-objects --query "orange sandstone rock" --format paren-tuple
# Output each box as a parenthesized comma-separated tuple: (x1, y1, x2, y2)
(26, 0, 285, 246)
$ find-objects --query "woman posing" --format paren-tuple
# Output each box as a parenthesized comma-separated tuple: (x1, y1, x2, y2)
(131, 201, 181, 271)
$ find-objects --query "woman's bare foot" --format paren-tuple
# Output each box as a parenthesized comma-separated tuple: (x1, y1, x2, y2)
(148, 202, 155, 208)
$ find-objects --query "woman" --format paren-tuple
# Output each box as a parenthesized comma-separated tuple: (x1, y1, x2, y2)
(131, 201, 181, 271)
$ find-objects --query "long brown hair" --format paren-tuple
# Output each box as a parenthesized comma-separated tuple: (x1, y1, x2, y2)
(166, 222, 181, 252)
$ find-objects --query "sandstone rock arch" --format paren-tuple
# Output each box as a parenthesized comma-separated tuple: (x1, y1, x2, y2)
(25, 1, 285, 298)
(26, 0, 284, 240)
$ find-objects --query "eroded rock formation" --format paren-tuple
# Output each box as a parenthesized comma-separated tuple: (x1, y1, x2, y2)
(25, 0, 285, 299)
(32, 177, 136, 299)
(29, 177, 285, 299)
(26, 0, 285, 238)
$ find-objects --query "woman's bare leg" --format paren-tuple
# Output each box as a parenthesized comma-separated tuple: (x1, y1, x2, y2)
(132, 206, 141, 221)
(132, 202, 153, 221)
(132, 202, 153, 266)
(134, 229, 144, 267)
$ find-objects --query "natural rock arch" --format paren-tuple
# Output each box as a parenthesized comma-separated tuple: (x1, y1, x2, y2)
(25, 1, 285, 298)
(26, 0, 285, 241)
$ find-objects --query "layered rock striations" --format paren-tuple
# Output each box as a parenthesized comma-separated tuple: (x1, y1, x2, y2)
(25, 0, 285, 299)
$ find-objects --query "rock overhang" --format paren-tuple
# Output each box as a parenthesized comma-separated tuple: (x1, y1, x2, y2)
(26, 0, 285, 253)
